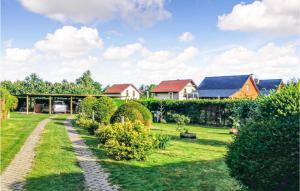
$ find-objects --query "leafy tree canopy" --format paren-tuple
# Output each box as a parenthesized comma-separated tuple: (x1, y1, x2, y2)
(0, 70, 103, 95)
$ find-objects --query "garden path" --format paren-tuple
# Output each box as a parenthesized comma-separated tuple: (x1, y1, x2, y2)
(0, 117, 51, 191)
(64, 117, 119, 191)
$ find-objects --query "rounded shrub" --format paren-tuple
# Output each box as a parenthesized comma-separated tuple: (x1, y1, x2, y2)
(110, 101, 152, 126)
(225, 82, 300, 191)
(78, 96, 97, 118)
(110, 103, 144, 124)
(93, 96, 117, 124)
(96, 120, 155, 160)
(127, 101, 153, 126)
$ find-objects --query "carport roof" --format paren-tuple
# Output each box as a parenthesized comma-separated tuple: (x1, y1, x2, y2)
(15, 93, 105, 98)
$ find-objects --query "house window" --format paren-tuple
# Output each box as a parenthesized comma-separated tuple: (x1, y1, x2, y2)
(126, 90, 129, 97)
(246, 84, 250, 92)
(169, 92, 173, 99)
(133, 90, 135, 97)
(184, 88, 187, 94)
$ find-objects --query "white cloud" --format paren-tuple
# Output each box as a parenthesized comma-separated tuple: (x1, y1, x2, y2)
(102, 43, 150, 60)
(217, 0, 300, 35)
(34, 26, 103, 58)
(123, 46, 200, 83)
(177, 32, 195, 42)
(1, 25, 298, 85)
(1, 26, 103, 81)
(177, 46, 199, 62)
(20, 0, 171, 27)
(206, 43, 300, 80)
(5, 48, 36, 62)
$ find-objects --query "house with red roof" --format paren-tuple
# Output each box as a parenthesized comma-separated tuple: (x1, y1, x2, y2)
(104, 84, 141, 99)
(152, 79, 198, 100)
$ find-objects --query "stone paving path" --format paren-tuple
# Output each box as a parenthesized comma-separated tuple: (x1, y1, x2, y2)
(64, 117, 119, 191)
(0, 118, 51, 191)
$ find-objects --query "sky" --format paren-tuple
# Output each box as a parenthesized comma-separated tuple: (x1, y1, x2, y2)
(1, 0, 299, 86)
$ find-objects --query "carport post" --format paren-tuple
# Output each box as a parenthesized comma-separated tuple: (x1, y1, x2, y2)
(26, 95, 29, 115)
(70, 96, 73, 114)
(49, 96, 52, 114)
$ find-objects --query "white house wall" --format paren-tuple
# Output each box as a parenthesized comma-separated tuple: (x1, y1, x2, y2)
(120, 85, 140, 99)
(178, 82, 197, 100)
(153, 82, 197, 100)
(154, 92, 179, 100)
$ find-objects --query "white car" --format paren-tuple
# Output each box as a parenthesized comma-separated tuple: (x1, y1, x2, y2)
(52, 101, 67, 113)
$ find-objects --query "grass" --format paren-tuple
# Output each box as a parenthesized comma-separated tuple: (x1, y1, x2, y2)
(0, 112, 50, 172)
(76, 122, 242, 191)
(25, 115, 84, 191)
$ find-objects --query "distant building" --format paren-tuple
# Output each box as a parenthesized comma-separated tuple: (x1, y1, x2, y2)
(197, 74, 259, 99)
(152, 79, 198, 100)
(256, 79, 283, 95)
(104, 84, 141, 99)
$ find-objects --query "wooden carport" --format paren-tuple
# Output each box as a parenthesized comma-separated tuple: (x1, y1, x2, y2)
(16, 93, 105, 115)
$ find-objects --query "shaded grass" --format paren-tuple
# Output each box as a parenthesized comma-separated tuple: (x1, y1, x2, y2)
(75, 122, 242, 191)
(0, 112, 50, 172)
(26, 115, 84, 191)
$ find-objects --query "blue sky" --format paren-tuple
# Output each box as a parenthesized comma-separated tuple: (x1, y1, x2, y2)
(1, 0, 299, 85)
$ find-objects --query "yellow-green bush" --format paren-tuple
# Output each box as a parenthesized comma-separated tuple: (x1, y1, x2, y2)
(0, 88, 18, 120)
(96, 120, 155, 160)
(75, 117, 99, 135)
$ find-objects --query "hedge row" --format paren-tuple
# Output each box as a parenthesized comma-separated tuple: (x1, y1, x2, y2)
(138, 99, 256, 127)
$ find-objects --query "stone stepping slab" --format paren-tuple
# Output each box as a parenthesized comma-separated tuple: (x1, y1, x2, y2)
(0, 117, 51, 191)
(64, 117, 119, 191)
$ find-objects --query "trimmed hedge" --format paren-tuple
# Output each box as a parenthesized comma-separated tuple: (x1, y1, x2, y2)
(138, 99, 256, 127)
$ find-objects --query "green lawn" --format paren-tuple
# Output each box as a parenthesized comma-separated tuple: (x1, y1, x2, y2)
(76, 122, 242, 191)
(0, 112, 50, 172)
(25, 115, 84, 191)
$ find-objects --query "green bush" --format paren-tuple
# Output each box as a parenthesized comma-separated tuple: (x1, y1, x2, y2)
(127, 101, 153, 126)
(93, 96, 117, 124)
(110, 102, 152, 126)
(172, 114, 191, 133)
(138, 99, 255, 126)
(226, 82, 300, 191)
(113, 99, 125, 107)
(96, 120, 155, 160)
(155, 134, 171, 150)
(75, 117, 99, 135)
(0, 88, 18, 120)
(78, 96, 97, 118)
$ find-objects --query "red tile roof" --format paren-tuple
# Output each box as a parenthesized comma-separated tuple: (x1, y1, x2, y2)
(152, 79, 196, 93)
(105, 84, 140, 94)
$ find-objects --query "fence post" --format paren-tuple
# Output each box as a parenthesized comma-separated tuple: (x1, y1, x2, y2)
(26, 95, 29, 115)
(121, 116, 125, 124)
(92, 110, 95, 121)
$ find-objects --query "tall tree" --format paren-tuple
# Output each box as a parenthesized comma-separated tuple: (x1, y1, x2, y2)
(139, 84, 156, 98)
